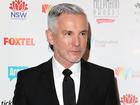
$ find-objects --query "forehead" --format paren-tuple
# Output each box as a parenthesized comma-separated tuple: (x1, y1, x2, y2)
(56, 13, 88, 29)
(57, 13, 87, 21)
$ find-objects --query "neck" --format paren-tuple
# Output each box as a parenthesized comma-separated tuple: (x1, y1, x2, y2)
(53, 56, 74, 69)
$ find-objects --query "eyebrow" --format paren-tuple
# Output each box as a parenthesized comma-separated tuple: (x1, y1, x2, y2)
(62, 29, 88, 33)
(80, 29, 88, 33)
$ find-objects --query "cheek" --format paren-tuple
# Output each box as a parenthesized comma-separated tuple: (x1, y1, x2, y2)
(55, 38, 69, 49)
(81, 39, 88, 47)
(61, 37, 71, 45)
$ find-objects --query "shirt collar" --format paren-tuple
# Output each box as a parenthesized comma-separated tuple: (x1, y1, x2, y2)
(52, 56, 81, 79)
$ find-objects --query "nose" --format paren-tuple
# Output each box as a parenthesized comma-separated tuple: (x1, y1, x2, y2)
(72, 35, 80, 47)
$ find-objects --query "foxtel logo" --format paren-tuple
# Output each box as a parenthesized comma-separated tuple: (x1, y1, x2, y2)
(42, 4, 53, 13)
(4, 37, 35, 46)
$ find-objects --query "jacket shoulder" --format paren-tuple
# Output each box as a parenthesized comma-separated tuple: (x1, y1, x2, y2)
(17, 59, 52, 79)
(81, 59, 114, 76)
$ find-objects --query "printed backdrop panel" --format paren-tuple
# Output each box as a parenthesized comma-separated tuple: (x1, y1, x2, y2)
(0, 0, 140, 105)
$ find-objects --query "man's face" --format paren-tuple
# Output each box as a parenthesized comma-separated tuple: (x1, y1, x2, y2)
(47, 14, 89, 67)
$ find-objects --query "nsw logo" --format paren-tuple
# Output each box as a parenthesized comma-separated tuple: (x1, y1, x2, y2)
(8, 66, 28, 81)
(9, 0, 28, 19)
(120, 94, 138, 105)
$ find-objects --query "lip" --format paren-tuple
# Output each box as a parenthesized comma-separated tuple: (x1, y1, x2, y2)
(71, 50, 81, 55)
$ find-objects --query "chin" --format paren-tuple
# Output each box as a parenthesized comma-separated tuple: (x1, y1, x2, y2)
(69, 58, 81, 63)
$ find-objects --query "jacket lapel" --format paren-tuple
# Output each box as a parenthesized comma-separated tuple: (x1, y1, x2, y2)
(40, 58, 60, 105)
(39, 59, 92, 105)
(77, 59, 89, 105)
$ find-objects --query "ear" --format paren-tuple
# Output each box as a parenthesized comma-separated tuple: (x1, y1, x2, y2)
(45, 29, 54, 45)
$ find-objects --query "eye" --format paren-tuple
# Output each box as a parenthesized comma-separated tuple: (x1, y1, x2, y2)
(64, 31, 72, 36)
(80, 31, 87, 36)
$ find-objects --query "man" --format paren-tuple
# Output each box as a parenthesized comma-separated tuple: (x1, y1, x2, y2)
(13, 3, 120, 105)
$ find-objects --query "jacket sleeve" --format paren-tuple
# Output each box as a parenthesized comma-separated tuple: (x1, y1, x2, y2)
(105, 72, 120, 105)
(12, 71, 27, 105)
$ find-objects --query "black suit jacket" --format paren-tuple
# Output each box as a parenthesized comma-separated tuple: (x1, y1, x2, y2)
(13, 58, 120, 105)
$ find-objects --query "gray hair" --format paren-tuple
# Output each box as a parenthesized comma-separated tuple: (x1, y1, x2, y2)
(48, 3, 87, 31)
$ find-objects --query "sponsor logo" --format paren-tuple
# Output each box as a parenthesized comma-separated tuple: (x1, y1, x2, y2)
(9, 0, 28, 19)
(115, 66, 140, 79)
(93, 0, 119, 23)
(134, 2, 140, 22)
(114, 66, 132, 80)
(42, 3, 53, 14)
(93, 39, 118, 47)
(4, 37, 35, 46)
(120, 94, 138, 105)
(8, 66, 28, 81)
(135, 2, 140, 8)
(131, 70, 140, 78)
(1, 100, 12, 105)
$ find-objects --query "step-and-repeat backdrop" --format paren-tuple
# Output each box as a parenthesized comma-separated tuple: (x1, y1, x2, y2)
(0, 0, 140, 105)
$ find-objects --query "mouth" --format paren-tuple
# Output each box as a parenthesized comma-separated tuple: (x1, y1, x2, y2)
(71, 50, 81, 55)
